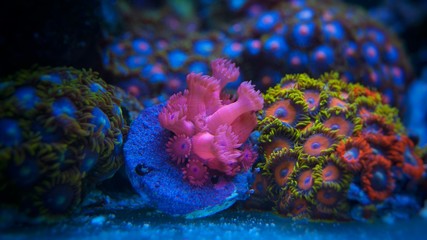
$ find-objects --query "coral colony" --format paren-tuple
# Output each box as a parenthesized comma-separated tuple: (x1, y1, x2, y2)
(103, 0, 413, 111)
(125, 58, 425, 221)
(0, 67, 129, 219)
(248, 72, 424, 221)
(159, 58, 262, 186)
(124, 59, 261, 217)
(0, 0, 426, 225)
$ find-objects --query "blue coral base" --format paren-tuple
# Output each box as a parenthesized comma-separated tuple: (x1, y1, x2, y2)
(124, 104, 251, 218)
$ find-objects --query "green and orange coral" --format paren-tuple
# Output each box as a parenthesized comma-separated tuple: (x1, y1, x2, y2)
(252, 72, 424, 221)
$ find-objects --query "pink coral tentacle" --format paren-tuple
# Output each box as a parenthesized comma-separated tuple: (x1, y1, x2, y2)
(208, 125, 242, 176)
(167, 90, 188, 108)
(231, 111, 258, 144)
(206, 81, 263, 132)
(238, 143, 258, 172)
(186, 73, 221, 120)
(211, 58, 240, 90)
(158, 105, 195, 136)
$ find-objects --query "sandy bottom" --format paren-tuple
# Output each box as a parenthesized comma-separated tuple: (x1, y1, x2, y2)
(2, 207, 426, 240)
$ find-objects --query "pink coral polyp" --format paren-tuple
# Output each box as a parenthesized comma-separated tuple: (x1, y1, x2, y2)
(159, 58, 264, 186)
(238, 144, 258, 171)
(182, 159, 209, 187)
(211, 58, 240, 89)
(166, 134, 192, 164)
(206, 81, 264, 132)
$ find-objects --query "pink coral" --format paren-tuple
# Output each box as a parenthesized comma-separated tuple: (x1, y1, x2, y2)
(211, 58, 240, 89)
(166, 134, 192, 164)
(158, 91, 195, 136)
(186, 73, 221, 119)
(231, 112, 258, 143)
(206, 81, 264, 132)
(238, 143, 259, 172)
(192, 125, 242, 175)
(158, 58, 264, 186)
(182, 159, 209, 187)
